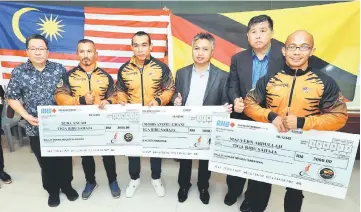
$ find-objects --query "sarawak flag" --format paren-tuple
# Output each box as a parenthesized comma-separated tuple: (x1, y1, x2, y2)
(171, 1, 359, 101)
(0, 2, 170, 85)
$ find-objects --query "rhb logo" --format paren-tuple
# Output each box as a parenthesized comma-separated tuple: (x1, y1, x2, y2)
(41, 108, 56, 114)
(216, 120, 235, 128)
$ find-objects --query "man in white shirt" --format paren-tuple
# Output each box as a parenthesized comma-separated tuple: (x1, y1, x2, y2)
(172, 32, 234, 204)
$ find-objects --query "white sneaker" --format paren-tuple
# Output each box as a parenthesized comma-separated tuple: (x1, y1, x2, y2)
(152, 179, 165, 197)
(125, 179, 141, 198)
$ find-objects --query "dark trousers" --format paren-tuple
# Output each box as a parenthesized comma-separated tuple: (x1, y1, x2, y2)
(0, 104, 3, 172)
(128, 156, 161, 180)
(81, 156, 117, 184)
(284, 187, 304, 212)
(0, 135, 4, 172)
(226, 175, 271, 211)
(178, 159, 211, 190)
(30, 136, 73, 195)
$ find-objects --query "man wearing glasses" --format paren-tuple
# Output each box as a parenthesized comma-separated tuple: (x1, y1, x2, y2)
(7, 34, 78, 207)
(244, 30, 348, 212)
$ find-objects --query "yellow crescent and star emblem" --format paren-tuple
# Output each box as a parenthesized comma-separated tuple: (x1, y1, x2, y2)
(12, 7, 65, 43)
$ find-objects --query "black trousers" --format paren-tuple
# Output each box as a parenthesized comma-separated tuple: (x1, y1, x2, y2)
(0, 135, 4, 172)
(284, 187, 304, 212)
(0, 104, 3, 172)
(226, 175, 271, 211)
(128, 157, 161, 180)
(30, 136, 73, 195)
(81, 156, 117, 184)
(178, 159, 211, 190)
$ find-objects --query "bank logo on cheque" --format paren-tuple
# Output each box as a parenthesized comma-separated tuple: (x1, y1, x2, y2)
(41, 108, 56, 114)
(216, 120, 235, 128)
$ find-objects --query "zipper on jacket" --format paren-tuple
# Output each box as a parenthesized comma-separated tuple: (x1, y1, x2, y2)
(87, 73, 92, 91)
(287, 70, 297, 115)
(140, 63, 145, 106)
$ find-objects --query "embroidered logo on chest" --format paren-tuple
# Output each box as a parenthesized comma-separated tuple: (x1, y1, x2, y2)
(302, 86, 312, 94)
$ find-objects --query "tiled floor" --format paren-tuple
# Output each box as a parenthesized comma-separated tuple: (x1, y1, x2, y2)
(0, 139, 359, 212)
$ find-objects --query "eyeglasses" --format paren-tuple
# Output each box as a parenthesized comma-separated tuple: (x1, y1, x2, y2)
(27, 48, 48, 52)
(285, 45, 311, 51)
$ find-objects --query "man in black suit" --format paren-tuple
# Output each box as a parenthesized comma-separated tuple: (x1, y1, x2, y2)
(225, 15, 284, 212)
(172, 32, 232, 204)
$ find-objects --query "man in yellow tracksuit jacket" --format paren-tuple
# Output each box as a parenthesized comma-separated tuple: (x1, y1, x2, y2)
(55, 39, 121, 200)
(104, 31, 175, 198)
(244, 30, 348, 212)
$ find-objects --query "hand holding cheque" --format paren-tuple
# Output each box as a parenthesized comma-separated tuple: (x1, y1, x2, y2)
(208, 118, 359, 199)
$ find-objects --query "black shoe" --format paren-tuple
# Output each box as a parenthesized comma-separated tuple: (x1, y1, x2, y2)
(240, 200, 253, 212)
(177, 188, 189, 203)
(62, 187, 79, 201)
(224, 192, 239, 206)
(0, 171, 12, 184)
(48, 194, 60, 207)
(199, 189, 210, 205)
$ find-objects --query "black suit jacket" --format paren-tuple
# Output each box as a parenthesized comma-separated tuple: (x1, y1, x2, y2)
(227, 41, 284, 120)
(171, 63, 229, 106)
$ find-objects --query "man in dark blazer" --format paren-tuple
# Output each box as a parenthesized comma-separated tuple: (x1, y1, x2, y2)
(226, 15, 284, 212)
(172, 32, 232, 205)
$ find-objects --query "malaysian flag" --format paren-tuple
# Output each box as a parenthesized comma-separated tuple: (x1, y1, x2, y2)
(0, 2, 171, 86)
